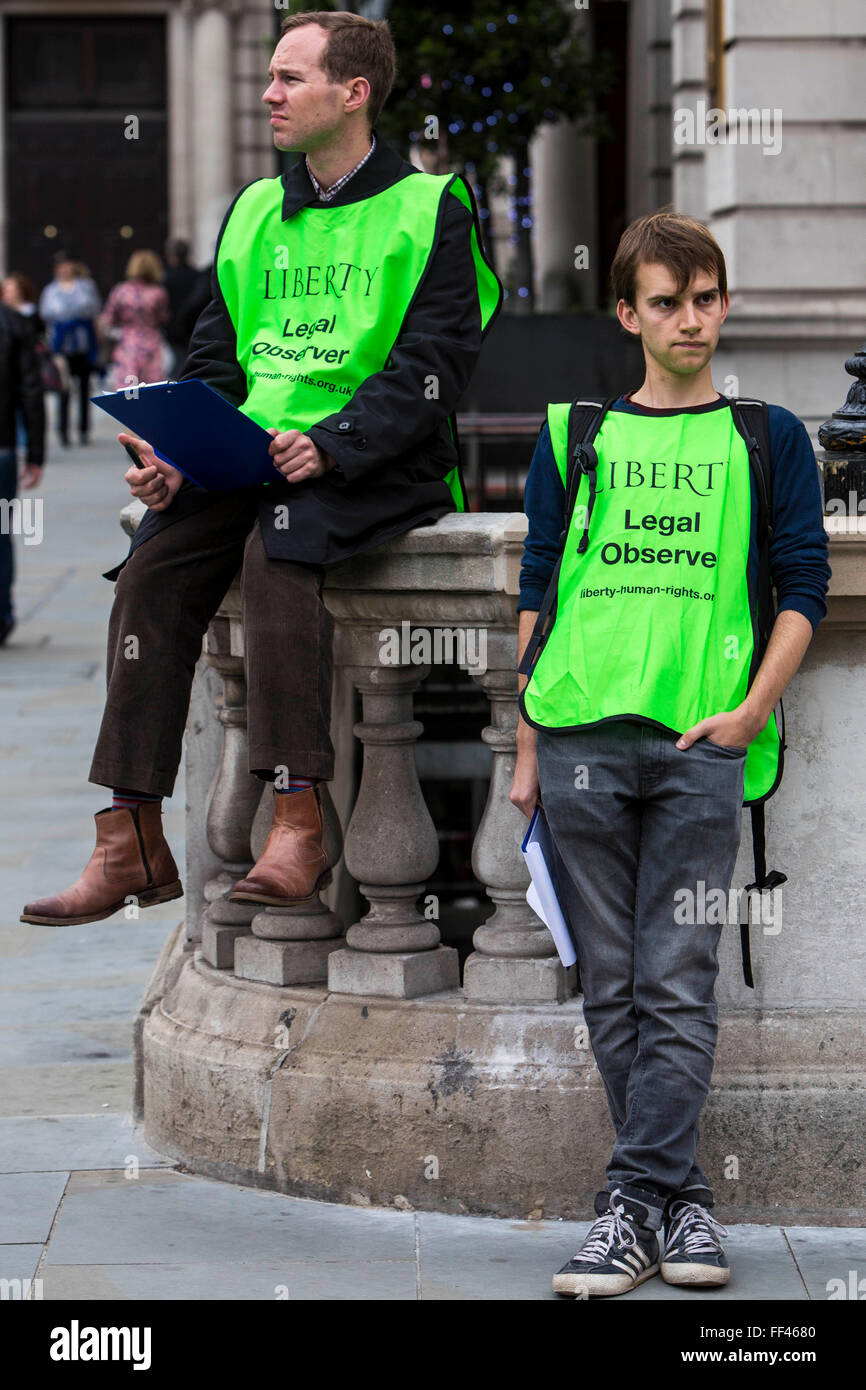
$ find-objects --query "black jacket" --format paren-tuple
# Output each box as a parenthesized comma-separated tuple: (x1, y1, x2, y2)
(103, 137, 500, 580)
(163, 263, 200, 351)
(0, 306, 45, 466)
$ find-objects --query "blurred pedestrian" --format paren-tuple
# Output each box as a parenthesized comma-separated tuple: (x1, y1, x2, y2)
(163, 238, 198, 376)
(0, 299, 45, 645)
(176, 264, 214, 361)
(2, 273, 49, 457)
(2, 272, 43, 331)
(38, 252, 101, 446)
(100, 250, 170, 392)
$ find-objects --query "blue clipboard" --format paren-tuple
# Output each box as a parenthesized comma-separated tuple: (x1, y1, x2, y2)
(521, 805, 578, 967)
(91, 379, 280, 490)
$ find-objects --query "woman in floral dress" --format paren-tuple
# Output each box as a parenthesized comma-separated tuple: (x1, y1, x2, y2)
(99, 250, 170, 390)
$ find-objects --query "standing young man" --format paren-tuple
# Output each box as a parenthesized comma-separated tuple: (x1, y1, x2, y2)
(512, 211, 829, 1297)
(21, 10, 500, 927)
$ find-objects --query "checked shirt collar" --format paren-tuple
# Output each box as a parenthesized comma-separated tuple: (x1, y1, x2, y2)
(305, 133, 377, 203)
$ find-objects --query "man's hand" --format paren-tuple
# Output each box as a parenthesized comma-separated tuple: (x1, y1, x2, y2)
(676, 612, 815, 752)
(267, 428, 335, 482)
(512, 607, 542, 817)
(676, 707, 764, 751)
(510, 739, 540, 818)
(21, 464, 42, 489)
(119, 432, 183, 512)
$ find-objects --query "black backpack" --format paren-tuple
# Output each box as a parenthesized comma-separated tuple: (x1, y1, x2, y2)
(519, 396, 787, 988)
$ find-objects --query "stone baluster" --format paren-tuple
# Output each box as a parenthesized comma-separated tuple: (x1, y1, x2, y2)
(462, 630, 574, 1004)
(198, 615, 262, 969)
(327, 654, 459, 998)
(232, 779, 345, 986)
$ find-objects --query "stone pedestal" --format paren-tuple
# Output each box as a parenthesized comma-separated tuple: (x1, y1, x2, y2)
(235, 930, 344, 987)
(139, 945, 866, 1223)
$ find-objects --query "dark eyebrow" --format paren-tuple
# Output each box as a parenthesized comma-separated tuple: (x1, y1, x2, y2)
(648, 288, 718, 303)
(267, 66, 304, 80)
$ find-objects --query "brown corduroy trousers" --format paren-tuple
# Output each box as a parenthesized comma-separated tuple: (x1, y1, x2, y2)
(89, 493, 335, 798)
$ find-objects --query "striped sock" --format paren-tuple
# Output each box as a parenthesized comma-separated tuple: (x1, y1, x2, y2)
(112, 788, 163, 811)
(275, 777, 316, 794)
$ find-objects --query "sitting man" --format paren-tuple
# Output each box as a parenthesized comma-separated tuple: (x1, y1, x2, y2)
(21, 8, 500, 927)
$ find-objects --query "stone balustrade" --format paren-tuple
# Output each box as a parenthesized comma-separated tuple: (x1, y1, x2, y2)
(155, 508, 571, 1005)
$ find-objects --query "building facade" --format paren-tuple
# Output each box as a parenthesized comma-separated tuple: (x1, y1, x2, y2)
(531, 0, 866, 434)
(2, 1, 861, 434)
(0, 0, 279, 294)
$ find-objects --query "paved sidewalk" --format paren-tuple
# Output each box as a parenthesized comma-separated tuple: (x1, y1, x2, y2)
(3, 1112, 864, 1300)
(1, 413, 864, 1301)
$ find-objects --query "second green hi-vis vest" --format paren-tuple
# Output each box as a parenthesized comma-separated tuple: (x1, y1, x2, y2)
(216, 170, 501, 509)
(520, 402, 782, 803)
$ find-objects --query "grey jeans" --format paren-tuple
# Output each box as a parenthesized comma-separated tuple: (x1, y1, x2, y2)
(536, 719, 746, 1228)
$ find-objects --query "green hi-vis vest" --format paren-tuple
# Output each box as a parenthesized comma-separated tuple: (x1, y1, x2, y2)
(520, 402, 782, 803)
(216, 171, 501, 509)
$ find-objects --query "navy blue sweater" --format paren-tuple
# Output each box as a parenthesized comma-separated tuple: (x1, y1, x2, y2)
(518, 395, 831, 631)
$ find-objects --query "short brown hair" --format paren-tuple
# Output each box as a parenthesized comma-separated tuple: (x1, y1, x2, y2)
(611, 209, 727, 307)
(279, 10, 395, 128)
(5, 272, 38, 304)
(126, 249, 163, 284)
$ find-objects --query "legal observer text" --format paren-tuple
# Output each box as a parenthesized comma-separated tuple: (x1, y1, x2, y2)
(251, 340, 350, 365)
(598, 541, 718, 568)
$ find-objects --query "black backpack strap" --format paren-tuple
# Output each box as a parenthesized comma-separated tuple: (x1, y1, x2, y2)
(730, 398, 787, 988)
(518, 397, 615, 677)
(730, 398, 775, 664)
(741, 804, 789, 989)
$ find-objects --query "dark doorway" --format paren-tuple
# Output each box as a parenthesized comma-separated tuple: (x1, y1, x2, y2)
(5, 15, 168, 298)
(591, 0, 630, 309)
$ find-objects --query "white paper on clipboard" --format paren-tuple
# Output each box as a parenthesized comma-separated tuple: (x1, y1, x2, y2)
(521, 805, 578, 968)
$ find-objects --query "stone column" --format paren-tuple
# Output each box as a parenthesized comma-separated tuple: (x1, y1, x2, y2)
(166, 5, 194, 245)
(191, 5, 234, 264)
(327, 651, 459, 1000)
(462, 631, 573, 1004)
(198, 615, 261, 969)
(625, 0, 673, 217)
(531, 119, 596, 310)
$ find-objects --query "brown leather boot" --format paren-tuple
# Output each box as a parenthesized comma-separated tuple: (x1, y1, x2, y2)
(228, 784, 342, 907)
(20, 802, 183, 926)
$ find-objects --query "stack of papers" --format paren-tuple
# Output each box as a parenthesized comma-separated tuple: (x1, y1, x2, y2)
(521, 806, 578, 967)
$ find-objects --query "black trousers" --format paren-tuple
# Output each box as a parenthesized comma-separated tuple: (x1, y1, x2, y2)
(89, 491, 335, 798)
(58, 354, 93, 441)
